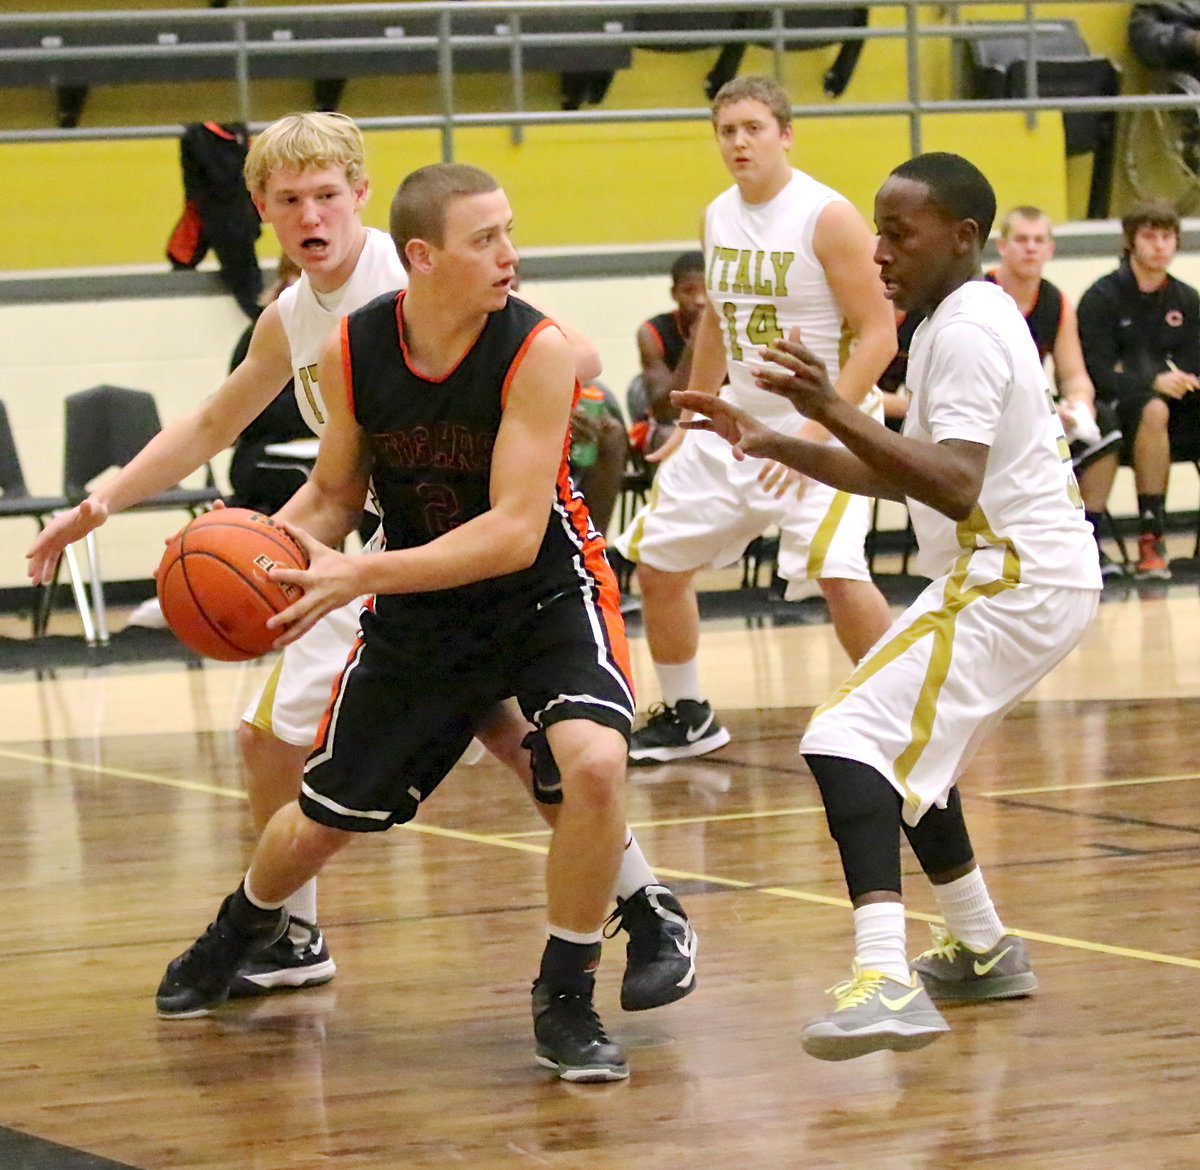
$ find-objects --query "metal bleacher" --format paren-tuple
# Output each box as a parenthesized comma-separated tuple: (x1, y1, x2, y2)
(0, 4, 633, 129)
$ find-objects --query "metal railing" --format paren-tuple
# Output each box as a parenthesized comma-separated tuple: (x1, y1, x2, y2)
(0, 0, 1197, 160)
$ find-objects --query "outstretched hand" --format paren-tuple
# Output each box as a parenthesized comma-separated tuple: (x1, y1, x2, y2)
(752, 326, 840, 419)
(26, 498, 110, 584)
(672, 391, 779, 461)
(265, 522, 363, 648)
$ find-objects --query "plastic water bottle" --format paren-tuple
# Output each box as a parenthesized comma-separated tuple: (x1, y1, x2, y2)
(570, 383, 607, 468)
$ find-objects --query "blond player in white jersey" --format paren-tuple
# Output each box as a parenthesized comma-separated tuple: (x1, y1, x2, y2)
(613, 74, 896, 765)
(26, 113, 698, 1014)
(676, 151, 1101, 1062)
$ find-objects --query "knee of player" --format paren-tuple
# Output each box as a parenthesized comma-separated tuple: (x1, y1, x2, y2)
(635, 562, 691, 598)
(286, 809, 352, 868)
(559, 743, 626, 812)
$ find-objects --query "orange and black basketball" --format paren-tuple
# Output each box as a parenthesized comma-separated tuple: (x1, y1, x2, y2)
(156, 507, 308, 661)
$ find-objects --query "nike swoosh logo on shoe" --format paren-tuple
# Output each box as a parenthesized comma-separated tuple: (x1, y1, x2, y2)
(878, 986, 924, 1011)
(973, 946, 1013, 976)
(672, 931, 695, 960)
(685, 714, 715, 742)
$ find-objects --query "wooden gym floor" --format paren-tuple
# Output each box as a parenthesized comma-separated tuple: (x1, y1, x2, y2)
(2, 565, 1200, 1169)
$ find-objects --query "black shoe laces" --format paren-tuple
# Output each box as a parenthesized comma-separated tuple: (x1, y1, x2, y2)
(541, 989, 613, 1044)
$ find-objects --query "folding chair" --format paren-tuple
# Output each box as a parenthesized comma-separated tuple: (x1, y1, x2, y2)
(61, 385, 222, 644)
(0, 399, 80, 637)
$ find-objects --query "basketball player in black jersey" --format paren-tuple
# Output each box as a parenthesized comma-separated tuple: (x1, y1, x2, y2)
(154, 163, 641, 1083)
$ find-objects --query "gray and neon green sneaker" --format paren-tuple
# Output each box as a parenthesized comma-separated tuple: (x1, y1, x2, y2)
(911, 925, 1037, 1002)
(800, 961, 949, 1061)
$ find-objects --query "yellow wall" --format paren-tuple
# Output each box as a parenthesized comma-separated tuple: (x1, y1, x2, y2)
(7, 112, 1068, 269)
(4, 4, 1131, 268)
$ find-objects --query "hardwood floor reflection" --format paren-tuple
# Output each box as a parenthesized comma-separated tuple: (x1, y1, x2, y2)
(3, 593, 1200, 1168)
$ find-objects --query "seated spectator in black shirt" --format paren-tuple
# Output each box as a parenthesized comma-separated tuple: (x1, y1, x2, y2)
(629, 251, 707, 463)
(1077, 198, 1200, 580)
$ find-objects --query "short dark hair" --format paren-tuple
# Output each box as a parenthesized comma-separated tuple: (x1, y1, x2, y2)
(670, 251, 705, 284)
(1121, 197, 1180, 253)
(889, 152, 996, 242)
(389, 163, 499, 271)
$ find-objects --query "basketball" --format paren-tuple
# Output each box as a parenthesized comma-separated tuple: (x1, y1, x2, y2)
(155, 508, 309, 661)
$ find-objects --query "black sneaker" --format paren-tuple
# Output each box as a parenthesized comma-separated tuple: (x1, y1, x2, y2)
(605, 884, 698, 1011)
(156, 894, 288, 1019)
(531, 981, 629, 1082)
(1098, 549, 1126, 579)
(228, 917, 337, 998)
(628, 699, 731, 764)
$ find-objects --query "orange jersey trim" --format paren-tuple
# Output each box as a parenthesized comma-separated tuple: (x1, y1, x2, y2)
(339, 315, 356, 418)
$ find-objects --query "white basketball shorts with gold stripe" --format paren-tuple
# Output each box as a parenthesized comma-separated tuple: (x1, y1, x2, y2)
(612, 424, 875, 597)
(800, 572, 1098, 825)
(243, 597, 366, 748)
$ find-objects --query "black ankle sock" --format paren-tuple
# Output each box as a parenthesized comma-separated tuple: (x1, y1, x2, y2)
(1137, 494, 1165, 538)
(1085, 510, 1104, 541)
(224, 884, 283, 936)
(538, 936, 601, 996)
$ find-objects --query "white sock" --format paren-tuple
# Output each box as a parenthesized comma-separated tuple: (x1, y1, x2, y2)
(614, 830, 657, 901)
(656, 659, 703, 707)
(547, 924, 604, 946)
(243, 872, 287, 911)
(853, 902, 910, 983)
(285, 878, 318, 927)
(932, 869, 1005, 952)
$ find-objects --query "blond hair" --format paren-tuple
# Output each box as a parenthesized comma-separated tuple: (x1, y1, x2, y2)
(243, 112, 367, 195)
(711, 75, 792, 131)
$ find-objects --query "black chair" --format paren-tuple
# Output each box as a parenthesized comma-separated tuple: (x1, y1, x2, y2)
(960, 20, 1120, 218)
(0, 399, 77, 636)
(62, 385, 222, 643)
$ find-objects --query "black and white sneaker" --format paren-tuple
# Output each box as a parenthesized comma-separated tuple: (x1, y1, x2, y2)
(156, 893, 288, 1019)
(228, 917, 337, 998)
(532, 981, 629, 1082)
(628, 699, 731, 764)
(606, 884, 698, 1011)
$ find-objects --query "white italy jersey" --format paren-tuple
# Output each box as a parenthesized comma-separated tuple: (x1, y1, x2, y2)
(704, 168, 851, 427)
(903, 280, 1102, 590)
(277, 226, 408, 435)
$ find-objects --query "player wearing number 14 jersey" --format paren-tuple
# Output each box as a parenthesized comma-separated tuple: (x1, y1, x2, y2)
(613, 74, 897, 763)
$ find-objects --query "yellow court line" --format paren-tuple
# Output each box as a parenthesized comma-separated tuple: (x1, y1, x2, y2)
(0, 747, 247, 800)
(496, 773, 1200, 839)
(8, 745, 1200, 971)
(497, 804, 829, 839)
(989, 771, 1200, 797)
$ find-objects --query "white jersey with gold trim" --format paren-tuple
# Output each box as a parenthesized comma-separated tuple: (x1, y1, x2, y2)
(704, 167, 853, 427)
(276, 227, 407, 435)
(903, 280, 1102, 590)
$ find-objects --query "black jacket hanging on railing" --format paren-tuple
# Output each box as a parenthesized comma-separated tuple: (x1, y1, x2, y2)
(563, 9, 868, 108)
(166, 121, 263, 321)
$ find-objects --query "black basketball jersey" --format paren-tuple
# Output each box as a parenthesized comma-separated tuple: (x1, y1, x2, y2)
(985, 270, 1064, 360)
(342, 291, 605, 621)
(642, 309, 689, 371)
